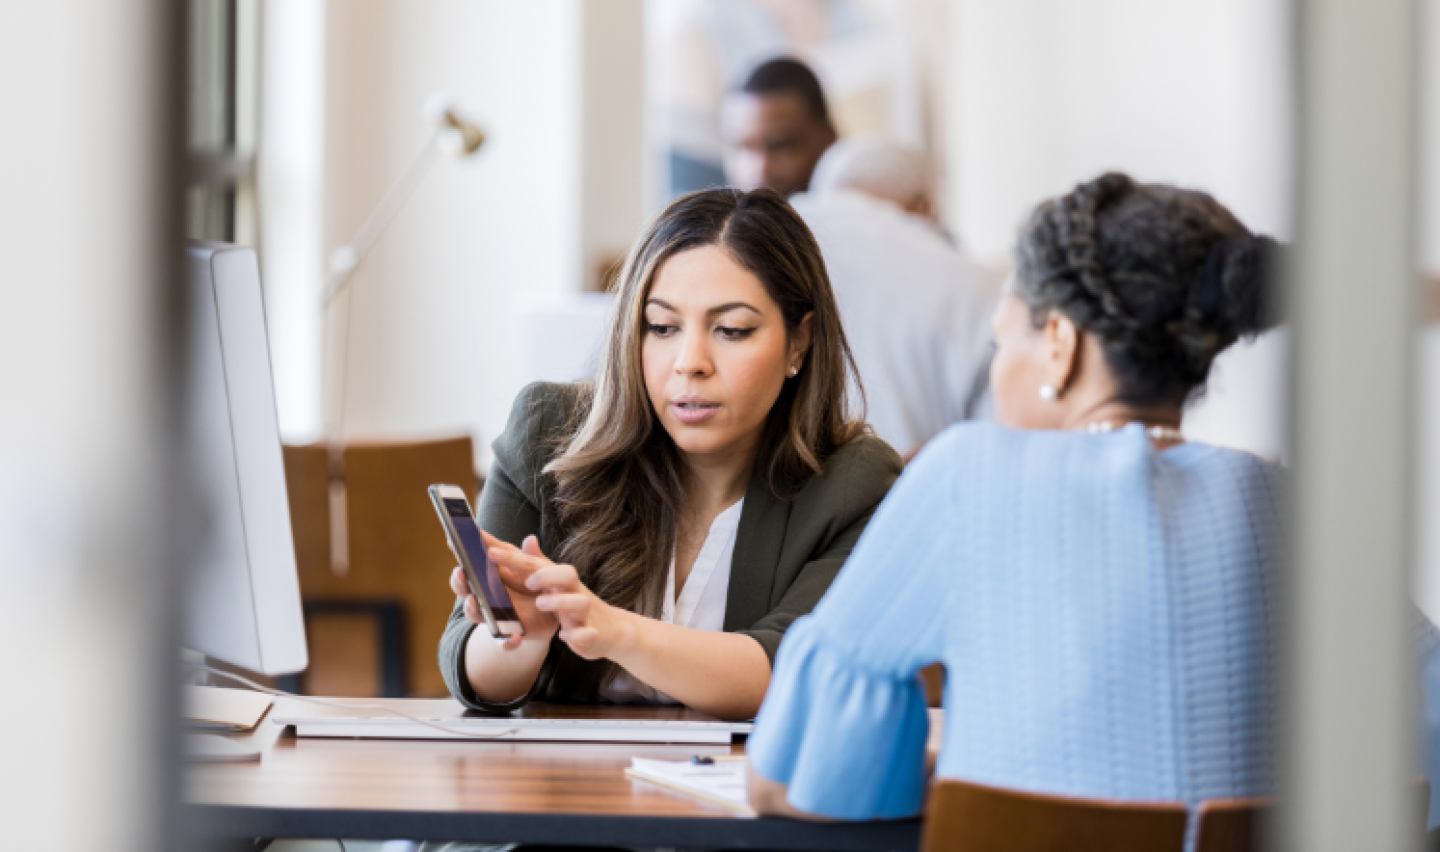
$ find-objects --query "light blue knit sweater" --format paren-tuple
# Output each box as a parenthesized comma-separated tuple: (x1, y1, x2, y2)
(749, 422, 1281, 823)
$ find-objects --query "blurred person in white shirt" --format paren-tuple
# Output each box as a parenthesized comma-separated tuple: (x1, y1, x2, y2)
(790, 137, 1002, 458)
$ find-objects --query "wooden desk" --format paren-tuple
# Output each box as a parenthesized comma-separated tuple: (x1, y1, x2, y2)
(186, 698, 921, 850)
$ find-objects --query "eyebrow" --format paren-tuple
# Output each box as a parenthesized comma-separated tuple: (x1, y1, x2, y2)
(645, 298, 762, 318)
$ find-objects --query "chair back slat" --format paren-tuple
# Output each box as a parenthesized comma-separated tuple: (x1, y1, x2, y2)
(922, 780, 1187, 852)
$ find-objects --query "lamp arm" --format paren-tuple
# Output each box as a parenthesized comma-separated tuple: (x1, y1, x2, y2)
(321, 130, 442, 307)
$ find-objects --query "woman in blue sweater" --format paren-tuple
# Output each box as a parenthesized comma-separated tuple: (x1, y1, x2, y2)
(747, 172, 1284, 822)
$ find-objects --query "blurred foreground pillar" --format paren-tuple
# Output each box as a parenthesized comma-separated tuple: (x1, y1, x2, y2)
(0, 2, 184, 850)
(1283, 0, 1420, 850)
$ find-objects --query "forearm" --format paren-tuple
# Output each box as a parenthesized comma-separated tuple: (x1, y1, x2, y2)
(608, 615, 771, 720)
(747, 765, 828, 820)
(464, 621, 557, 703)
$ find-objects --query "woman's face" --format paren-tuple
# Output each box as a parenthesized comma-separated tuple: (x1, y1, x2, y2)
(642, 245, 808, 464)
(989, 291, 1068, 430)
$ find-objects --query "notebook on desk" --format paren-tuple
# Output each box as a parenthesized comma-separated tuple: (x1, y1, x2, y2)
(185, 685, 274, 732)
(273, 697, 753, 744)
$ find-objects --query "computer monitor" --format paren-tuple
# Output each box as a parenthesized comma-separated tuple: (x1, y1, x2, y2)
(183, 242, 307, 676)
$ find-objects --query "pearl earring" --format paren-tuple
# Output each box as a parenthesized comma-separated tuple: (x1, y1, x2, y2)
(788, 366, 799, 378)
(1038, 383, 1057, 401)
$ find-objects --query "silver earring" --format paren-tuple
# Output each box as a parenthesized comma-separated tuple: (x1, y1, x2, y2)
(1038, 383, 1057, 401)
(788, 366, 799, 378)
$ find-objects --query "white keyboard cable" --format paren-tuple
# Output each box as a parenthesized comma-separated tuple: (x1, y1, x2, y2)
(191, 663, 521, 739)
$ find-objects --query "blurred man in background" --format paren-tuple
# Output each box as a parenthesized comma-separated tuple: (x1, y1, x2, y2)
(721, 57, 836, 197)
(792, 136, 1001, 458)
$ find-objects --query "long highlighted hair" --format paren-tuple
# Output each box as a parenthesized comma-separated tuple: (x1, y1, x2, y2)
(545, 187, 865, 619)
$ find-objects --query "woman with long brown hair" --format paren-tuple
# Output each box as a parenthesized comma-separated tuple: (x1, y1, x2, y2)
(437, 187, 901, 721)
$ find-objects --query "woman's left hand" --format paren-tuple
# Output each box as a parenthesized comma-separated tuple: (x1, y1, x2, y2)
(526, 561, 635, 661)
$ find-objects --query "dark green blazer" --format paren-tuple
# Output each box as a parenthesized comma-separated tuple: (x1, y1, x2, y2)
(438, 381, 902, 713)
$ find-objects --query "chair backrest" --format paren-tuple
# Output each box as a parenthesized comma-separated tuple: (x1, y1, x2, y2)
(1193, 798, 1269, 852)
(1193, 783, 1432, 851)
(920, 663, 945, 707)
(284, 437, 478, 697)
(921, 780, 1187, 852)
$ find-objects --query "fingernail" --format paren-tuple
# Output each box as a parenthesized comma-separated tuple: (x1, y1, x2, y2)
(526, 575, 540, 590)
(536, 596, 551, 610)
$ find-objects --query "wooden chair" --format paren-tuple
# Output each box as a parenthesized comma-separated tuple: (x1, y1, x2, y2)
(921, 663, 945, 707)
(1191, 782, 1432, 851)
(921, 779, 1188, 852)
(283, 437, 480, 697)
(1193, 798, 1269, 852)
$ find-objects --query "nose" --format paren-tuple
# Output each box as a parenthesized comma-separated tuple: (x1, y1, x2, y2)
(673, 329, 714, 378)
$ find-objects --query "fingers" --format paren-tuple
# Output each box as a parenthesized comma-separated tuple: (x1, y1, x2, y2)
(466, 598, 529, 648)
(494, 562, 538, 595)
(526, 563, 580, 592)
(481, 533, 524, 566)
(558, 625, 599, 646)
(484, 533, 544, 561)
(489, 540, 552, 577)
(449, 566, 469, 597)
(461, 594, 484, 625)
(535, 592, 590, 616)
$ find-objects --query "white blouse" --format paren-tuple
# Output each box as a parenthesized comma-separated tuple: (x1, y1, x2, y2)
(598, 498, 744, 704)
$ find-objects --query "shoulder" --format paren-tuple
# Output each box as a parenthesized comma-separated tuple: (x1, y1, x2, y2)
(1158, 440, 1279, 474)
(1158, 441, 1285, 503)
(507, 380, 585, 432)
(491, 381, 588, 480)
(802, 201, 995, 302)
(913, 421, 1023, 464)
(919, 425, 1285, 507)
(789, 434, 904, 523)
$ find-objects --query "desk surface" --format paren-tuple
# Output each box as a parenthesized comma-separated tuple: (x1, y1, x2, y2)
(186, 697, 922, 850)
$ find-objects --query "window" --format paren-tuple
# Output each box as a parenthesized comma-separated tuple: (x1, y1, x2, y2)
(187, 0, 258, 244)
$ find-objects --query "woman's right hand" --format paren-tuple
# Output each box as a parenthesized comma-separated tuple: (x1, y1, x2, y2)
(449, 533, 558, 651)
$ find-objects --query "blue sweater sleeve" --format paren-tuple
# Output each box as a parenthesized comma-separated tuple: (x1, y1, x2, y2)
(747, 426, 976, 819)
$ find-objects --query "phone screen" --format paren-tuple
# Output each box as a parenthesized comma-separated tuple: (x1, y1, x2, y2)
(442, 497, 519, 620)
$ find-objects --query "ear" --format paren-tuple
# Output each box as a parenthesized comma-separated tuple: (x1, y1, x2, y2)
(1044, 312, 1081, 393)
(789, 311, 816, 369)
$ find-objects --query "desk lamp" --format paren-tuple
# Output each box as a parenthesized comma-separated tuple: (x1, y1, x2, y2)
(322, 92, 485, 306)
(321, 93, 487, 575)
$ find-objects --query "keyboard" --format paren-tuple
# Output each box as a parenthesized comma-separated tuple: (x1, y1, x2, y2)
(276, 712, 753, 744)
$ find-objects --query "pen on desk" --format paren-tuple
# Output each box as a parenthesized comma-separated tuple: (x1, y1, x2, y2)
(690, 754, 746, 764)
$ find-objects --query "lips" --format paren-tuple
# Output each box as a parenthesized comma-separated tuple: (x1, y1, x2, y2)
(670, 397, 721, 424)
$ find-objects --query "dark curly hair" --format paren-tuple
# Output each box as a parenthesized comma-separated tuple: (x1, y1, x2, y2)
(1014, 172, 1282, 406)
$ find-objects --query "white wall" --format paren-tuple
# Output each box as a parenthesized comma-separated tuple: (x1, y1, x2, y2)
(945, 0, 1293, 458)
(947, 0, 1293, 262)
(273, 1, 1307, 462)
(582, 0, 648, 286)
(320, 1, 584, 465)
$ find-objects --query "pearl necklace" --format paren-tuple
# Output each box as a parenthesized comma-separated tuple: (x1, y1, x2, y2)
(1085, 421, 1185, 443)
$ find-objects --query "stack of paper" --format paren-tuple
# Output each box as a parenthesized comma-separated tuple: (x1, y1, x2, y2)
(184, 685, 274, 732)
(625, 757, 754, 815)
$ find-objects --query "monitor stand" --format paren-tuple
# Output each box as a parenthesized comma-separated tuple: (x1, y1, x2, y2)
(184, 732, 262, 763)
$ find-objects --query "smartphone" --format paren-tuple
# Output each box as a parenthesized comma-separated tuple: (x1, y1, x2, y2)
(428, 484, 524, 639)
